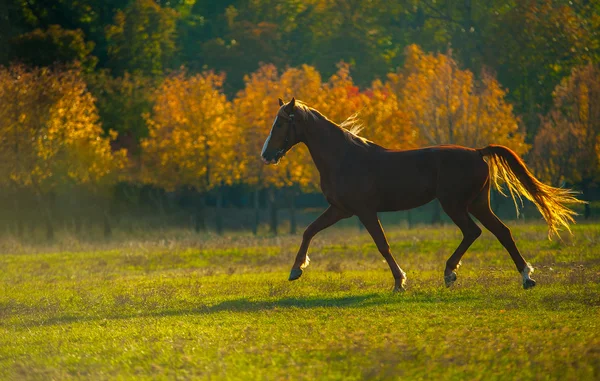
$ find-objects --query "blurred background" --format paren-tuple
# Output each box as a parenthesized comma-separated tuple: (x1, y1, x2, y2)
(0, 0, 599, 240)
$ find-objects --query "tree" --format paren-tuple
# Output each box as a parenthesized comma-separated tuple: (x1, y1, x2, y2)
(105, 0, 179, 76)
(0, 64, 126, 239)
(394, 45, 527, 153)
(9, 25, 97, 71)
(234, 63, 322, 234)
(141, 70, 238, 233)
(482, 0, 598, 136)
(390, 45, 527, 223)
(86, 70, 155, 153)
(531, 63, 600, 218)
(360, 79, 417, 150)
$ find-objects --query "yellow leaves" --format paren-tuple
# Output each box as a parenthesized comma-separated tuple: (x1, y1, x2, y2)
(531, 63, 600, 185)
(0, 64, 124, 193)
(141, 70, 237, 191)
(359, 80, 416, 150)
(0, 45, 543, 198)
(235, 63, 356, 190)
(398, 45, 526, 155)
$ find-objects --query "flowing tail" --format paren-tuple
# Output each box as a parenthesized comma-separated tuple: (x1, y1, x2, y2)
(478, 144, 585, 239)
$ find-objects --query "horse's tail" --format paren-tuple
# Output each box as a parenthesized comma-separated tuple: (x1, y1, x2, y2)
(478, 144, 585, 239)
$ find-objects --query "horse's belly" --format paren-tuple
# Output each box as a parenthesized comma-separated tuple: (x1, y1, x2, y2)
(374, 168, 437, 211)
(377, 189, 436, 212)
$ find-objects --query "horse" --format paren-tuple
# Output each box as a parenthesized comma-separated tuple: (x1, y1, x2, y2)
(261, 98, 584, 291)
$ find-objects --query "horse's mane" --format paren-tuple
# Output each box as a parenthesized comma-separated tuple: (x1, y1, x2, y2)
(292, 100, 373, 147)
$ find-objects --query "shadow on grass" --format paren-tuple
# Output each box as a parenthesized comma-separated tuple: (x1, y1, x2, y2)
(19, 292, 479, 328)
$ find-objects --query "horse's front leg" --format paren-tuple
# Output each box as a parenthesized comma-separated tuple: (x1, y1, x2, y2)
(289, 206, 350, 281)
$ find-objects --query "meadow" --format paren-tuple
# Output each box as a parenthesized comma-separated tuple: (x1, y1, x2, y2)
(0, 222, 598, 380)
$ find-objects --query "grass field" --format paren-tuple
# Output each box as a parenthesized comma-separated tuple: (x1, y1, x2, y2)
(1, 222, 599, 380)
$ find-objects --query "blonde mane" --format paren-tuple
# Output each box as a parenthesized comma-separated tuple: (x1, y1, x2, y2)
(289, 100, 372, 146)
(340, 112, 371, 145)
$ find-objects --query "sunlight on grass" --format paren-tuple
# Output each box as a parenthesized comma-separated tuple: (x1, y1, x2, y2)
(0, 223, 599, 379)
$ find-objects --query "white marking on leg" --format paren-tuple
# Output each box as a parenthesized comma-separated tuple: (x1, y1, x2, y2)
(300, 254, 310, 269)
(399, 268, 407, 279)
(521, 263, 534, 283)
(399, 267, 407, 287)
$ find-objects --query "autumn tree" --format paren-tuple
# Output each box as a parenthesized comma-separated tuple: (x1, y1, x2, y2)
(394, 45, 527, 153)
(359, 79, 417, 151)
(234, 63, 322, 234)
(141, 70, 237, 233)
(531, 63, 600, 218)
(0, 64, 126, 239)
(86, 70, 155, 153)
(390, 45, 527, 222)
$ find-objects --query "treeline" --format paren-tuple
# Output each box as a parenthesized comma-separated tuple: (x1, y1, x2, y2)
(0, 1, 599, 238)
(1, 47, 598, 238)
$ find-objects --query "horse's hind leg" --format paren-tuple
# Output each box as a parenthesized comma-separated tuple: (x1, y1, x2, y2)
(468, 183, 535, 289)
(440, 201, 482, 287)
(358, 213, 407, 292)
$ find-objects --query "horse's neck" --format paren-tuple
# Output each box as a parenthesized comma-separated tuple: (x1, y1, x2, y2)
(303, 118, 350, 175)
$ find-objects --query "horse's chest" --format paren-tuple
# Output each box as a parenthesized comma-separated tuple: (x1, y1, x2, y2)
(320, 171, 372, 209)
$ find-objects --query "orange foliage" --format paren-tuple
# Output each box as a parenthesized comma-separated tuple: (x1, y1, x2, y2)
(532, 63, 600, 185)
(234, 64, 321, 190)
(141, 71, 238, 191)
(315, 63, 366, 124)
(360, 79, 417, 150)
(0, 64, 126, 193)
(0, 44, 549, 201)
(390, 45, 527, 154)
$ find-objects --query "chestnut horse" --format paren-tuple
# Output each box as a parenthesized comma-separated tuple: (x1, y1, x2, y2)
(261, 98, 583, 291)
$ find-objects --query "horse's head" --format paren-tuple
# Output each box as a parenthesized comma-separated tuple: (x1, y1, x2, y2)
(261, 97, 300, 165)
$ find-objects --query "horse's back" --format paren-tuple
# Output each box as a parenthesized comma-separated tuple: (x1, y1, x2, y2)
(416, 145, 489, 202)
(367, 144, 488, 211)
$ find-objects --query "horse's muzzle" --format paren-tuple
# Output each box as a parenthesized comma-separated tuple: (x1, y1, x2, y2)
(261, 150, 284, 165)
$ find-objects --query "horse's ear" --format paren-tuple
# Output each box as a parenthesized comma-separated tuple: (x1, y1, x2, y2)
(278, 98, 284, 106)
(289, 97, 295, 109)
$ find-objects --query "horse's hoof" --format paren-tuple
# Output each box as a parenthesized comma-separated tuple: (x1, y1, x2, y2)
(289, 268, 303, 281)
(523, 278, 536, 290)
(393, 277, 407, 292)
(444, 272, 457, 287)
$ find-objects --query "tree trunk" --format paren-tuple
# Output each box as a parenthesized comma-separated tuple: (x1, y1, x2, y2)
(150, 188, 165, 221)
(75, 216, 82, 235)
(582, 180, 591, 219)
(73, 190, 82, 235)
(122, 186, 139, 233)
(289, 188, 296, 235)
(584, 203, 591, 220)
(103, 210, 112, 239)
(15, 192, 24, 238)
(43, 193, 55, 241)
(215, 189, 223, 235)
(45, 216, 54, 241)
(17, 219, 24, 238)
(194, 195, 206, 233)
(268, 188, 278, 235)
(252, 188, 260, 235)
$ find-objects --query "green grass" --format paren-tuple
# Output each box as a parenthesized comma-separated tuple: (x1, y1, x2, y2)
(1, 223, 599, 380)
